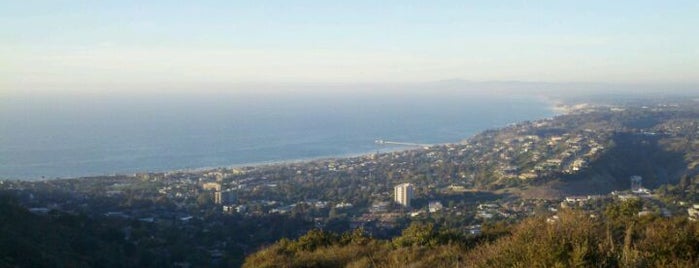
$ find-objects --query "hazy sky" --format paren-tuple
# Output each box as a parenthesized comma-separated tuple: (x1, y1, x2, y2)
(2, 1, 699, 93)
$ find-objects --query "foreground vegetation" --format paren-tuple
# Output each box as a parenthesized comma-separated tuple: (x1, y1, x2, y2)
(2, 191, 697, 267)
(244, 206, 699, 267)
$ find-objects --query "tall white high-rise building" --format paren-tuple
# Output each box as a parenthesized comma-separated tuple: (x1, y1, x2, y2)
(394, 183, 414, 207)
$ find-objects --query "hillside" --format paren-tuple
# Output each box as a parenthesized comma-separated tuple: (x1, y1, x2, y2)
(240, 98, 699, 266)
(436, 99, 699, 196)
(243, 206, 699, 267)
(2, 97, 699, 267)
(0, 194, 156, 267)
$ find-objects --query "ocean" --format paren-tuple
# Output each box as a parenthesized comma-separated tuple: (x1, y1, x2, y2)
(0, 89, 554, 180)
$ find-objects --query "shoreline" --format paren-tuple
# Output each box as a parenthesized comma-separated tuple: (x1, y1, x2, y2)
(2, 97, 562, 182)
(2, 146, 422, 182)
(163, 146, 415, 175)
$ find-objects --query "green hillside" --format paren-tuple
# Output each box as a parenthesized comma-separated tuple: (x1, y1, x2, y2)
(244, 207, 699, 267)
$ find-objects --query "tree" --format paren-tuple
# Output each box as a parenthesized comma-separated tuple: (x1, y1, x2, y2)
(196, 192, 213, 207)
(393, 222, 437, 248)
(604, 199, 642, 224)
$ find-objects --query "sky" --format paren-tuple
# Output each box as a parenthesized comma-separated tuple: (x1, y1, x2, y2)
(2, 1, 699, 94)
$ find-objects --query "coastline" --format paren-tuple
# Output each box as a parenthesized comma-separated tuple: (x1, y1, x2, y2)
(3, 146, 421, 182)
(1, 95, 559, 181)
(162, 146, 414, 176)
(534, 95, 574, 116)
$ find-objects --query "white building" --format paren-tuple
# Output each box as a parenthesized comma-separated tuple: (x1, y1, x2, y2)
(394, 183, 414, 207)
(428, 201, 443, 212)
(688, 204, 699, 221)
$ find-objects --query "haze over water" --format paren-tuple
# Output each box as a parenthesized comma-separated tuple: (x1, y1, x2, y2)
(3, 2, 697, 180)
(0, 89, 553, 180)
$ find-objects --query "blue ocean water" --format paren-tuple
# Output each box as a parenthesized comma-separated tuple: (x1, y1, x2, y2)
(0, 90, 554, 180)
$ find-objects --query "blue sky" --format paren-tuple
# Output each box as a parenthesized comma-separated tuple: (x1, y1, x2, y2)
(2, 1, 698, 92)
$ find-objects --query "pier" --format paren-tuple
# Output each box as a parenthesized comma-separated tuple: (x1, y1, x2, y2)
(374, 139, 431, 147)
